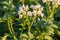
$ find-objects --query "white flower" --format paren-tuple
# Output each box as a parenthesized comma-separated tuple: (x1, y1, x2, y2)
(18, 4, 44, 18)
(19, 7, 22, 10)
(38, 11, 42, 15)
(18, 7, 24, 16)
(30, 4, 41, 9)
(19, 8, 24, 13)
(39, 7, 44, 11)
(41, 7, 44, 11)
(42, 0, 47, 3)
(21, 4, 29, 11)
(27, 11, 32, 16)
(33, 10, 37, 16)
(22, 4, 26, 10)
(35, 4, 41, 8)
(42, 0, 55, 3)
(50, 0, 54, 2)
(51, 0, 58, 8)
(18, 5, 27, 14)
(30, 5, 34, 9)
(41, 13, 44, 17)
(25, 5, 29, 11)
(37, 11, 44, 17)
(58, 0, 60, 5)
(52, 1, 58, 8)
(19, 15, 23, 19)
(18, 11, 20, 15)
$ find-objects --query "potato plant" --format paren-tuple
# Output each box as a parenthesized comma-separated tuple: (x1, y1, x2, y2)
(0, 0, 60, 40)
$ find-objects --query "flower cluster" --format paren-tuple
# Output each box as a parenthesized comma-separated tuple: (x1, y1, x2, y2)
(18, 4, 44, 19)
(42, 0, 60, 8)
(18, 4, 29, 18)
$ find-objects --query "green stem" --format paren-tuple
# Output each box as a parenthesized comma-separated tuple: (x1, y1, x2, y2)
(49, 7, 55, 18)
(28, 16, 37, 40)
(28, 26, 31, 40)
(14, 36, 17, 40)
(10, 18, 14, 34)
(22, 0, 25, 4)
(8, 19, 12, 34)
(7, 17, 17, 40)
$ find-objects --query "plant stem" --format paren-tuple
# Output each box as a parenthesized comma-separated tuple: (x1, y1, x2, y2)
(7, 17, 17, 40)
(28, 26, 31, 40)
(14, 36, 17, 40)
(22, 0, 25, 4)
(7, 18, 13, 35)
(49, 8, 55, 18)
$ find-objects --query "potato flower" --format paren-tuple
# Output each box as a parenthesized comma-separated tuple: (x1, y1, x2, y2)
(18, 4, 44, 19)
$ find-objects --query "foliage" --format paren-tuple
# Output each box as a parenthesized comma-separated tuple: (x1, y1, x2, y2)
(0, 0, 60, 40)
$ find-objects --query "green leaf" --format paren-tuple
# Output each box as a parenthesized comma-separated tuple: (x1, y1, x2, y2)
(20, 34, 28, 38)
(1, 34, 8, 40)
(44, 35, 53, 40)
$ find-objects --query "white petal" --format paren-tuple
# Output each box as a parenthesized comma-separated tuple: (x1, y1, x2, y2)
(27, 11, 32, 16)
(42, 0, 47, 3)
